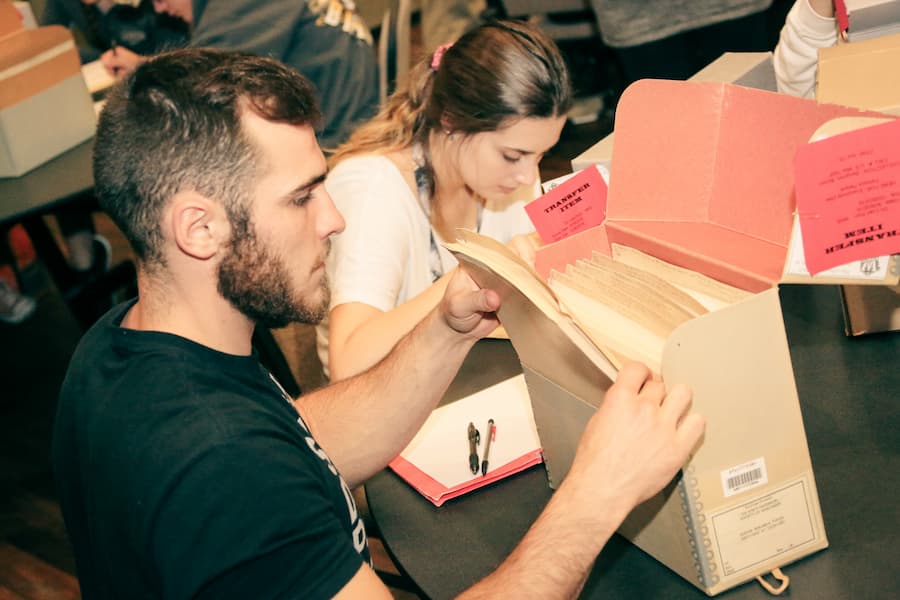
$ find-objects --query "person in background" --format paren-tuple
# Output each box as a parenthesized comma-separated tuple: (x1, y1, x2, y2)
(101, 0, 379, 150)
(588, 0, 775, 83)
(421, 0, 485, 50)
(40, 0, 189, 284)
(40, 0, 188, 62)
(773, 0, 837, 98)
(318, 20, 566, 381)
(0, 275, 33, 324)
(52, 47, 705, 598)
(0, 226, 36, 325)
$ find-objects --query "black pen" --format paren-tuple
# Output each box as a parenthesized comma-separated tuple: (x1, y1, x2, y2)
(481, 419, 495, 476)
(467, 422, 480, 475)
(109, 40, 122, 77)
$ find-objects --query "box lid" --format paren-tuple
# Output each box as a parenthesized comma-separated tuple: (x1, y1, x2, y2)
(0, 26, 81, 110)
(538, 79, 881, 292)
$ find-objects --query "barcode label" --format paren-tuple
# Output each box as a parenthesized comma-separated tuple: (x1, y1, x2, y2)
(728, 468, 762, 489)
(721, 457, 768, 497)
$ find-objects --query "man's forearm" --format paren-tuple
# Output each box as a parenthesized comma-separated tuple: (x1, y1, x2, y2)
(457, 363, 704, 599)
(329, 272, 452, 381)
(458, 475, 631, 599)
(300, 307, 477, 487)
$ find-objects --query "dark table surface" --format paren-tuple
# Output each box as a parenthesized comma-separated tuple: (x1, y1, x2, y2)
(366, 284, 900, 600)
(0, 139, 94, 225)
(0, 140, 100, 304)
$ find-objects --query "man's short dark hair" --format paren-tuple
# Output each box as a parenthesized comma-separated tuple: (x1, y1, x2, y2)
(94, 48, 322, 266)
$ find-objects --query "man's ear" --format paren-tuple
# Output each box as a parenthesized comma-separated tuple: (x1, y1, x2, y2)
(168, 191, 229, 260)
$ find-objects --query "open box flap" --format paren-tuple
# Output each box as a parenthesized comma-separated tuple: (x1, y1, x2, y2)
(565, 79, 882, 290)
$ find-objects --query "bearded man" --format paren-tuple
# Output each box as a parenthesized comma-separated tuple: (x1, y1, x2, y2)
(52, 48, 703, 599)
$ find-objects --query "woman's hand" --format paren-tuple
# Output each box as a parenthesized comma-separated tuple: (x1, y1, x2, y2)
(505, 232, 542, 268)
(100, 46, 146, 78)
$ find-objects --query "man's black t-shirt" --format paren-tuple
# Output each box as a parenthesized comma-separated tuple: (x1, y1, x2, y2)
(53, 301, 369, 598)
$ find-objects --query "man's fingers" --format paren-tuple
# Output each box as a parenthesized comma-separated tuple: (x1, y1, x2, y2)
(451, 268, 499, 313)
(613, 361, 653, 394)
(451, 288, 499, 326)
(638, 379, 666, 404)
(674, 413, 706, 455)
(659, 383, 692, 421)
(442, 268, 501, 335)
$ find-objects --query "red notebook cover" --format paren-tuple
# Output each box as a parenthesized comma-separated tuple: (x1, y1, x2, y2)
(388, 375, 543, 507)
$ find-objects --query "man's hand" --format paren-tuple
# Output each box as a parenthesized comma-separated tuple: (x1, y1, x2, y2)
(439, 267, 501, 339)
(566, 362, 705, 521)
(100, 46, 146, 78)
(457, 362, 704, 598)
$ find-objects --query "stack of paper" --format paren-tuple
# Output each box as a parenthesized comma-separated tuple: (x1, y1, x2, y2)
(81, 60, 116, 96)
(389, 374, 542, 507)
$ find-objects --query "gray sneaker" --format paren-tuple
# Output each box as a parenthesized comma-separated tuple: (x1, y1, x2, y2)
(0, 280, 36, 325)
(91, 234, 112, 274)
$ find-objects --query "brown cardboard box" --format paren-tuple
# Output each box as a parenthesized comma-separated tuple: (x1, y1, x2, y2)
(839, 284, 900, 335)
(451, 79, 893, 596)
(0, 2, 95, 177)
(817, 32, 900, 116)
(0, 0, 19, 38)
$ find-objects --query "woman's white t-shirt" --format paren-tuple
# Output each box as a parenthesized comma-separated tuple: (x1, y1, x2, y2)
(315, 153, 536, 376)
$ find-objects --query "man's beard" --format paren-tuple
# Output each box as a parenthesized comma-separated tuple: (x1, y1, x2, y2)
(217, 211, 329, 329)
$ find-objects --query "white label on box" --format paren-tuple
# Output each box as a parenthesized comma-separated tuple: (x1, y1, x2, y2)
(540, 166, 610, 193)
(721, 457, 768, 497)
(541, 171, 577, 193)
(711, 480, 816, 576)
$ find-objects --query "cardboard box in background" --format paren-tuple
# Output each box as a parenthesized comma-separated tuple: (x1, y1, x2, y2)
(840, 284, 900, 335)
(836, 0, 900, 42)
(571, 47, 900, 336)
(815, 33, 900, 333)
(0, 0, 95, 177)
(570, 51, 774, 173)
(817, 31, 900, 115)
(0, 0, 18, 37)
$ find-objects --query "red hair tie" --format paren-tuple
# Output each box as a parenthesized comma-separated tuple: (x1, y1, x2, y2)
(430, 42, 454, 71)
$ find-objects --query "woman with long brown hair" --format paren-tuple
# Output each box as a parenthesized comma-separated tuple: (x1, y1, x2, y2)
(318, 20, 572, 380)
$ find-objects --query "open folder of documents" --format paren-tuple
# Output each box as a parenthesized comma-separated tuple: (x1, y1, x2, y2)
(389, 374, 542, 507)
(444, 78, 900, 596)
